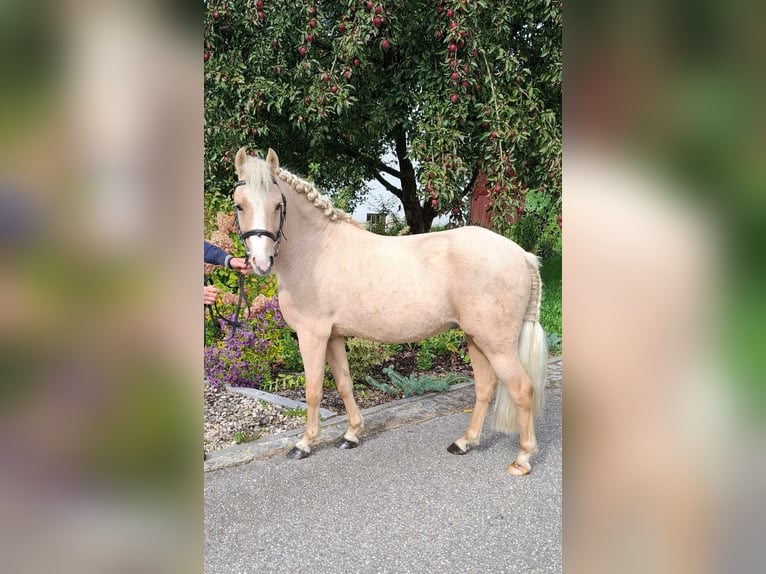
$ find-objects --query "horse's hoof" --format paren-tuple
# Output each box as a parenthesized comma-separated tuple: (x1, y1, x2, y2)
(507, 461, 531, 476)
(447, 442, 468, 455)
(336, 438, 359, 450)
(287, 447, 310, 460)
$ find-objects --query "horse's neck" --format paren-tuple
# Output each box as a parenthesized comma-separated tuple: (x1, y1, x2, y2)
(274, 186, 338, 281)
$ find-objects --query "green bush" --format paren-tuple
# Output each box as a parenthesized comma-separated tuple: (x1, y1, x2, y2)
(366, 366, 470, 397)
(416, 330, 468, 370)
(345, 338, 393, 383)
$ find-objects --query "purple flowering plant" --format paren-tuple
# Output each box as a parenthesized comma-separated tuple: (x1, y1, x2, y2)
(204, 295, 302, 389)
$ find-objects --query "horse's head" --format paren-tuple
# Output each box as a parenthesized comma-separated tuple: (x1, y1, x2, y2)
(233, 147, 286, 276)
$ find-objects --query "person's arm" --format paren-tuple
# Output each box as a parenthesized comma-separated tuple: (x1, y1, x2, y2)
(204, 241, 232, 268)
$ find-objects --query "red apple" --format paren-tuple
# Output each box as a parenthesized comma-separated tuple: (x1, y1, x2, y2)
(451, 71, 459, 81)
(450, 93, 459, 104)
(381, 38, 390, 49)
(299, 46, 307, 56)
(372, 16, 382, 27)
(331, 84, 338, 94)
(309, 18, 317, 28)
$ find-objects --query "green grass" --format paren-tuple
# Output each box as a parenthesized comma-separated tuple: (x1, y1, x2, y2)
(232, 431, 255, 444)
(283, 405, 308, 419)
(540, 252, 562, 353)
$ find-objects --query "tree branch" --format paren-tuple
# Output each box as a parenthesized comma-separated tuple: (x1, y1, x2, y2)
(373, 172, 402, 199)
(331, 142, 402, 179)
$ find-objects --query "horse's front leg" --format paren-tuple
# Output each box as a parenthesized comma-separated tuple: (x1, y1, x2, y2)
(326, 336, 364, 449)
(287, 332, 328, 460)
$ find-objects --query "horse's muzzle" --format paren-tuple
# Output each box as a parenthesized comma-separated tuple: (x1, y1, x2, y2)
(251, 255, 274, 276)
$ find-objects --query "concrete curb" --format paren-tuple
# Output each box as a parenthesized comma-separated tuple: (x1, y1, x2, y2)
(204, 356, 562, 473)
(227, 385, 337, 419)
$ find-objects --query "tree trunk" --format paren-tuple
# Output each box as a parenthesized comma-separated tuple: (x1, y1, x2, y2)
(394, 126, 436, 234)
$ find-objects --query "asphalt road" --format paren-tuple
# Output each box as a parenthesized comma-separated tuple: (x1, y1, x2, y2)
(204, 381, 561, 574)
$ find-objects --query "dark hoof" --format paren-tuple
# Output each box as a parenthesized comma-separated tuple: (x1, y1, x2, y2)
(336, 438, 360, 450)
(287, 447, 310, 460)
(447, 442, 468, 455)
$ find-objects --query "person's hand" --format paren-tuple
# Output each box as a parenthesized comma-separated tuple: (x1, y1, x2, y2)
(229, 257, 249, 275)
(203, 285, 219, 305)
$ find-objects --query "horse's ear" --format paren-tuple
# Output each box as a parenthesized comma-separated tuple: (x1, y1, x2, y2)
(266, 148, 280, 173)
(234, 147, 248, 173)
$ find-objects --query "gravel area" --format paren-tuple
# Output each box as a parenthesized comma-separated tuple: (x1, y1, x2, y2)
(204, 384, 305, 453)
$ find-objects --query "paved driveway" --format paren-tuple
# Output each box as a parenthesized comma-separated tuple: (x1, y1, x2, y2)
(204, 362, 562, 573)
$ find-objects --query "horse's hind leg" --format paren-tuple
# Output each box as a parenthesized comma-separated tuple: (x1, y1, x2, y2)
(287, 332, 328, 459)
(491, 355, 538, 476)
(447, 336, 498, 455)
(326, 336, 364, 449)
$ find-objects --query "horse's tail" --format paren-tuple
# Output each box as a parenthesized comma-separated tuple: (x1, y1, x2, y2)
(492, 252, 548, 432)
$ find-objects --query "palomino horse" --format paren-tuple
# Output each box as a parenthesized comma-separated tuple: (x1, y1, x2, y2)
(232, 148, 548, 475)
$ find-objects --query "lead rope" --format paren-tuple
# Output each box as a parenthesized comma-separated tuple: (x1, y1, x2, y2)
(205, 273, 251, 338)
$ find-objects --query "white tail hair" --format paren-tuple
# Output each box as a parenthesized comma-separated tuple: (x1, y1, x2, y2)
(492, 253, 548, 432)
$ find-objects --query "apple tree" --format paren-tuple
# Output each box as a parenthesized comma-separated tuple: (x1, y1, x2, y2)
(204, 0, 561, 244)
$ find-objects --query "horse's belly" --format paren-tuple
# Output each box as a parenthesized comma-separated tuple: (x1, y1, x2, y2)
(331, 307, 456, 344)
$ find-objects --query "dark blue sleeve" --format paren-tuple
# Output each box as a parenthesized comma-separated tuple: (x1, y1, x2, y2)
(204, 241, 229, 266)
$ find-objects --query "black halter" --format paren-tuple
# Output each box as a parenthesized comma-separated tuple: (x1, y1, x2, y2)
(233, 178, 287, 261)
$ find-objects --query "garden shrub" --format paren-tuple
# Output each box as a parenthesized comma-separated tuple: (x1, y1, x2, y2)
(345, 337, 393, 383)
(204, 295, 300, 389)
(365, 366, 470, 397)
(416, 330, 468, 370)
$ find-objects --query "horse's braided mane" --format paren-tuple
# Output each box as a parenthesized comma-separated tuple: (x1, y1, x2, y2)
(276, 168, 356, 224)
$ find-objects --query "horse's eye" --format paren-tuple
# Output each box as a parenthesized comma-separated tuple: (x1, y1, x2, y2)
(235, 204, 243, 212)
(271, 177, 278, 185)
